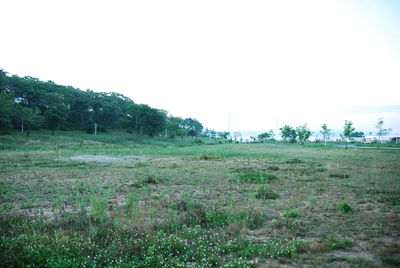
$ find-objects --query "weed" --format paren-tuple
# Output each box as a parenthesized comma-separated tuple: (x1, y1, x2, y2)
(130, 175, 161, 188)
(236, 173, 276, 184)
(309, 195, 317, 207)
(325, 235, 354, 249)
(338, 202, 353, 213)
(0, 131, 399, 267)
(126, 193, 140, 216)
(236, 209, 268, 230)
(283, 208, 301, 218)
(255, 185, 280, 200)
(272, 218, 300, 231)
(91, 196, 108, 223)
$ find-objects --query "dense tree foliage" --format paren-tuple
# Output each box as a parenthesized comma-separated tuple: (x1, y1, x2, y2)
(257, 130, 274, 143)
(0, 69, 203, 138)
(280, 125, 297, 143)
(279, 124, 311, 144)
(296, 124, 312, 145)
(183, 118, 203, 138)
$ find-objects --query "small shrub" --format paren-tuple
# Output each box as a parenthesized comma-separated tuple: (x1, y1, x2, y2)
(236, 173, 276, 184)
(338, 202, 353, 213)
(255, 185, 280, 200)
(283, 208, 301, 218)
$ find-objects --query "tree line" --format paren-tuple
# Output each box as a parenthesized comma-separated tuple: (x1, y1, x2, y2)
(256, 119, 392, 148)
(0, 69, 204, 138)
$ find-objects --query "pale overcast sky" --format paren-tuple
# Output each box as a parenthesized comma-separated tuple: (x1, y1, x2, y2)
(1, 0, 400, 133)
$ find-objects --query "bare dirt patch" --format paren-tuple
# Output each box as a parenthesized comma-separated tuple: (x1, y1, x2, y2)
(61, 155, 152, 164)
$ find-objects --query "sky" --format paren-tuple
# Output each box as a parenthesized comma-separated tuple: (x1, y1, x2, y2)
(1, 0, 400, 134)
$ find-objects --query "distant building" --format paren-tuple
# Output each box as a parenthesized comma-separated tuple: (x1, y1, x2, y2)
(364, 136, 398, 143)
(352, 137, 365, 143)
(392, 137, 400, 144)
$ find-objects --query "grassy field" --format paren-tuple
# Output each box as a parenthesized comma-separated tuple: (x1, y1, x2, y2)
(1, 131, 399, 267)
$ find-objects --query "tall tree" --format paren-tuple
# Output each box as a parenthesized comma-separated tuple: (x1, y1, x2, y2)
(342, 120, 355, 149)
(43, 93, 68, 135)
(375, 117, 391, 143)
(166, 116, 186, 140)
(0, 91, 14, 131)
(218, 131, 230, 140)
(280, 125, 297, 143)
(257, 130, 274, 143)
(127, 104, 166, 137)
(296, 124, 312, 145)
(320, 124, 331, 146)
(13, 106, 45, 135)
(183, 118, 203, 139)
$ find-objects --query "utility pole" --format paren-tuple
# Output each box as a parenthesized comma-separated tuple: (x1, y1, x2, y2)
(21, 118, 24, 134)
(94, 123, 97, 136)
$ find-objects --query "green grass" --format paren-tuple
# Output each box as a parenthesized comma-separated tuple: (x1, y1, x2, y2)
(255, 185, 280, 200)
(236, 173, 276, 184)
(282, 208, 301, 218)
(0, 130, 399, 267)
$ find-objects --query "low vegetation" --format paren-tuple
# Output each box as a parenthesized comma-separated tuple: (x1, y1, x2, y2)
(0, 131, 399, 267)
